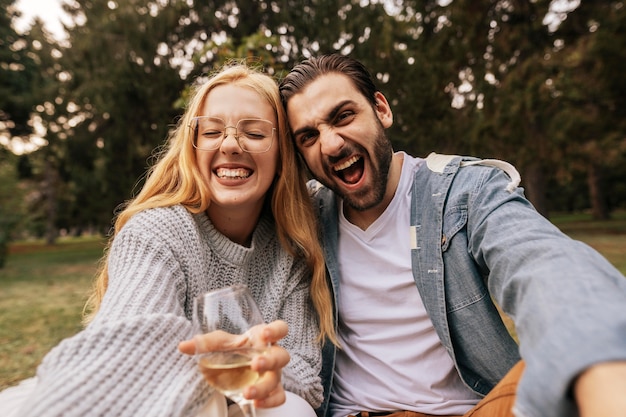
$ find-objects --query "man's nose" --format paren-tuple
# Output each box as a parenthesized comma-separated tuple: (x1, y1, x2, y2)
(319, 127, 344, 156)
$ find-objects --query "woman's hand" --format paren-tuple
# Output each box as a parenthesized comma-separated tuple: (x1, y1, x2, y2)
(245, 321, 290, 408)
(178, 320, 290, 409)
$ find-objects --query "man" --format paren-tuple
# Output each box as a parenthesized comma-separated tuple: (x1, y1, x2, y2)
(279, 53, 626, 417)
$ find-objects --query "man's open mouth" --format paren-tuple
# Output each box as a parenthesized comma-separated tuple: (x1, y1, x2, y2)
(334, 155, 364, 185)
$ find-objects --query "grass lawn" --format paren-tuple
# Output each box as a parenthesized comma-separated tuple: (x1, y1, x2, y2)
(0, 212, 625, 390)
(0, 236, 106, 390)
(549, 211, 626, 274)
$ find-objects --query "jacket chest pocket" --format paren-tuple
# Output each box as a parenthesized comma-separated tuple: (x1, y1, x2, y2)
(441, 203, 490, 313)
(442, 204, 468, 252)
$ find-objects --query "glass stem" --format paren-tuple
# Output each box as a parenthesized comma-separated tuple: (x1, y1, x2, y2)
(237, 400, 257, 417)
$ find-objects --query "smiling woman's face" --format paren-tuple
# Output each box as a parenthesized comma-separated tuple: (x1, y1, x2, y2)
(195, 83, 279, 216)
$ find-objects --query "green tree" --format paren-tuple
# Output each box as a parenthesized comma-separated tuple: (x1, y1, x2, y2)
(1, 0, 39, 139)
(3, 0, 68, 243)
(425, 0, 626, 217)
(443, 0, 557, 216)
(0, 150, 26, 267)
(547, 1, 626, 218)
(7, 0, 624, 242)
(52, 0, 193, 230)
(374, 0, 478, 156)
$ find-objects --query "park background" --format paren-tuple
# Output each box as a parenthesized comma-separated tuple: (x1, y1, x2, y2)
(1, 0, 626, 389)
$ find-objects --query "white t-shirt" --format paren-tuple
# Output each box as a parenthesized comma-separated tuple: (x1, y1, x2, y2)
(329, 153, 481, 417)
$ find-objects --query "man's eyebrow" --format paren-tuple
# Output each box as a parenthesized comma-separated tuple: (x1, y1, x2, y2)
(292, 100, 355, 137)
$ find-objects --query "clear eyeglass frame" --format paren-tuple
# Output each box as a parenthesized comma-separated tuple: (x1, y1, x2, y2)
(190, 116, 275, 154)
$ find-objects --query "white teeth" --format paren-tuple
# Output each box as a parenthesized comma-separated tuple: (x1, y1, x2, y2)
(216, 168, 251, 179)
(334, 156, 360, 171)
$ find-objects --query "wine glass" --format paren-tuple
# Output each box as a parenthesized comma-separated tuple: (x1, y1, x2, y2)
(193, 284, 268, 417)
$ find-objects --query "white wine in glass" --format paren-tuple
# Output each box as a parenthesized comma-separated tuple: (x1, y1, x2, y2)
(193, 284, 268, 417)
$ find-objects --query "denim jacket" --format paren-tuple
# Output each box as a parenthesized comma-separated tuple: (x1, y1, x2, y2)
(311, 153, 626, 417)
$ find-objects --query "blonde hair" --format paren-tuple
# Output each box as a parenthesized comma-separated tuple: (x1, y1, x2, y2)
(84, 63, 337, 345)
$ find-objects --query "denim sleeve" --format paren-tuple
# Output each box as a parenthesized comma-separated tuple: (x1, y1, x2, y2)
(462, 166, 626, 417)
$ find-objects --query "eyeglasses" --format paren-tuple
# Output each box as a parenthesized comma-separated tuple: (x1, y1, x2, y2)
(190, 116, 275, 153)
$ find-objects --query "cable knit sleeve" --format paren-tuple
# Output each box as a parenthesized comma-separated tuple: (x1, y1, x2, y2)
(17, 208, 212, 417)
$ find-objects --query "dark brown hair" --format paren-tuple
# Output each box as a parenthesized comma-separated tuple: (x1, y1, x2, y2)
(279, 54, 378, 108)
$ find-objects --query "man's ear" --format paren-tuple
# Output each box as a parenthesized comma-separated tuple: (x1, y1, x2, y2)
(374, 91, 393, 128)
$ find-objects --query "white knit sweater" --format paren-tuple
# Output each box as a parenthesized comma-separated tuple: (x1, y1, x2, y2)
(18, 205, 322, 416)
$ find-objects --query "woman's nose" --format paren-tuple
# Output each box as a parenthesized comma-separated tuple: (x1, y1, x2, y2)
(220, 130, 242, 153)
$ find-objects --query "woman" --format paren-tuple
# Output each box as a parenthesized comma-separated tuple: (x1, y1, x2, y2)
(6, 63, 336, 416)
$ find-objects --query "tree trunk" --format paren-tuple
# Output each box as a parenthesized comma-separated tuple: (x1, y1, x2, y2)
(43, 157, 58, 245)
(523, 161, 549, 218)
(587, 162, 609, 220)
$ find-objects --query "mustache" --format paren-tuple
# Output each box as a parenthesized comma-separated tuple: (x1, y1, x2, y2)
(326, 144, 360, 166)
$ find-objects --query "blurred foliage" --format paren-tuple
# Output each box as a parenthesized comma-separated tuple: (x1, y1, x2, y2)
(1, 0, 625, 249)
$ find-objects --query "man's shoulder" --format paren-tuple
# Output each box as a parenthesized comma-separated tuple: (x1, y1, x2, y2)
(306, 180, 338, 222)
(423, 152, 466, 173)
(423, 152, 521, 192)
(306, 178, 325, 194)
(306, 179, 334, 200)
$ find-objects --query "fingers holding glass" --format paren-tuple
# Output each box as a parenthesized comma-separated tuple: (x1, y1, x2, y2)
(192, 284, 269, 417)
